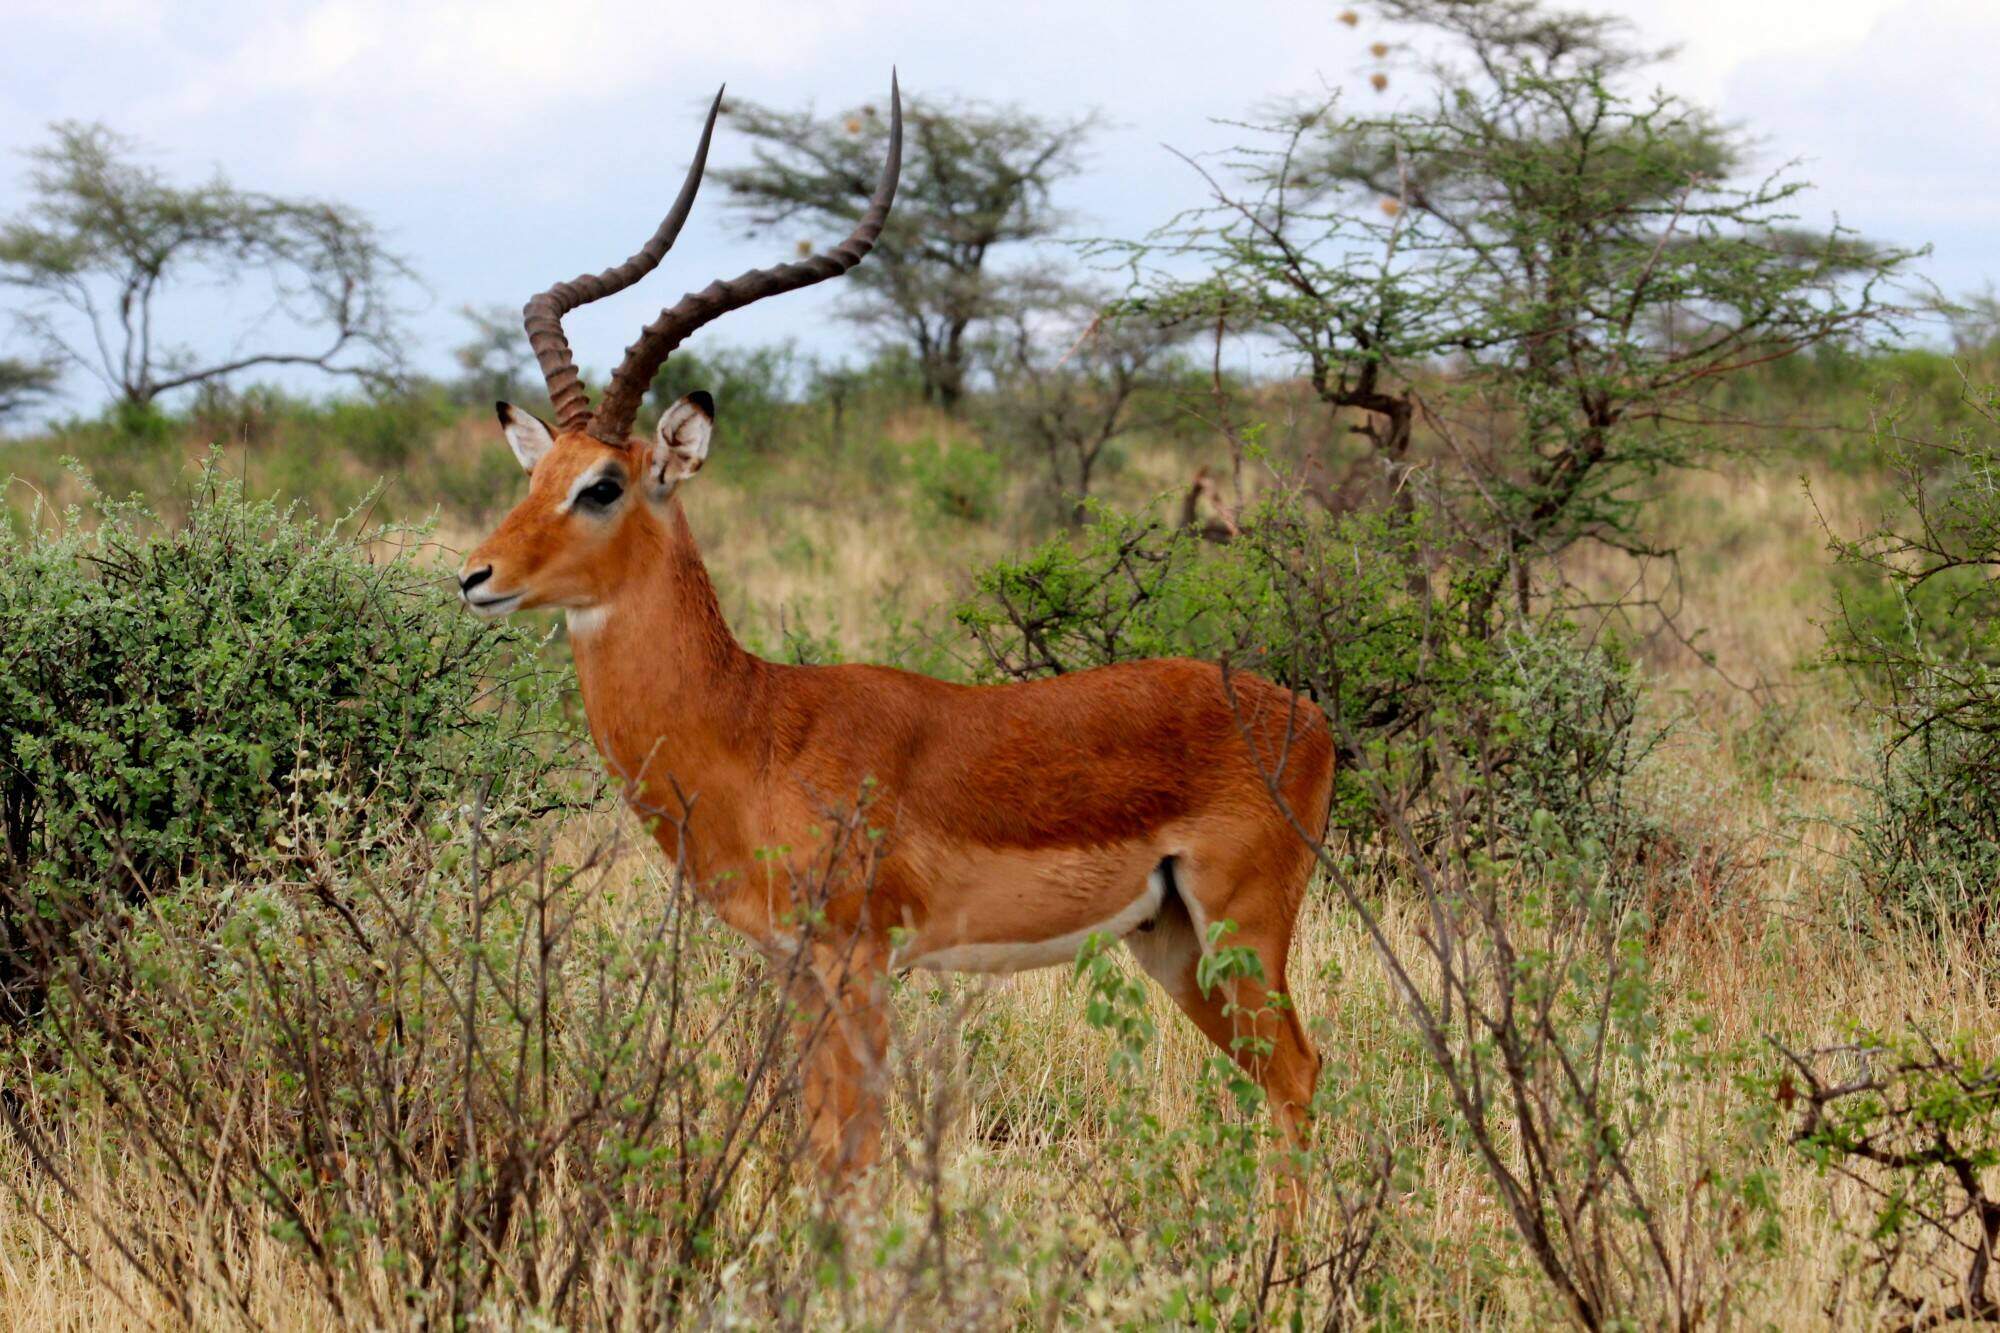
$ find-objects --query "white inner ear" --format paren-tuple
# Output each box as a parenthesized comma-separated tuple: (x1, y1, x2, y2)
(648, 398, 713, 496)
(500, 404, 556, 473)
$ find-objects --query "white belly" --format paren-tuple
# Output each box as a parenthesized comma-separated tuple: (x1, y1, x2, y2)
(896, 869, 1167, 975)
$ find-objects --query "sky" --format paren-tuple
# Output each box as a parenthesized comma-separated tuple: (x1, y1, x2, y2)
(2, 0, 1996, 416)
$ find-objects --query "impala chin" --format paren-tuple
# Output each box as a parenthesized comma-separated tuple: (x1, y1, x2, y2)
(462, 589, 524, 619)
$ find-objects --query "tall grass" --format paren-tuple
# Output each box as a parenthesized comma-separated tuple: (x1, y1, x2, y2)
(4, 347, 2000, 1327)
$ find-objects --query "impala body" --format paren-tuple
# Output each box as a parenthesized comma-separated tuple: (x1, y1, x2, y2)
(460, 78, 1334, 1179)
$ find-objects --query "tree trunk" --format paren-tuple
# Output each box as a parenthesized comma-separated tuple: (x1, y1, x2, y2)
(935, 319, 969, 414)
(1070, 450, 1094, 526)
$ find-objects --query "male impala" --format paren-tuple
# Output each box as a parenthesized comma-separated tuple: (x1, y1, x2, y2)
(460, 77, 1334, 1183)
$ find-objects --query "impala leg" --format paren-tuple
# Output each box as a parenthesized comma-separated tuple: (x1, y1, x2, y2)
(1135, 923, 1320, 1138)
(1127, 867, 1322, 1213)
(792, 937, 889, 1185)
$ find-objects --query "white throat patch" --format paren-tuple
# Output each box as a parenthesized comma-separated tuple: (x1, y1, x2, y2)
(566, 606, 612, 637)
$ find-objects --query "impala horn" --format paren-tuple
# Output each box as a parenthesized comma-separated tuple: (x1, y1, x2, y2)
(520, 73, 904, 445)
(521, 87, 724, 435)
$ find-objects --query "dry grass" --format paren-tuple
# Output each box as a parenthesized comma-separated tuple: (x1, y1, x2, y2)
(2, 412, 1992, 1329)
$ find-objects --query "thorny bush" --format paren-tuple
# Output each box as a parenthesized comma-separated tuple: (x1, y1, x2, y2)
(0, 458, 574, 1017)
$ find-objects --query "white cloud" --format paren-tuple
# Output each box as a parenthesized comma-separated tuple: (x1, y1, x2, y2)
(0, 0, 1994, 398)
(1622, 0, 1894, 102)
(1712, 0, 2000, 297)
(144, 0, 872, 182)
(19, 0, 169, 35)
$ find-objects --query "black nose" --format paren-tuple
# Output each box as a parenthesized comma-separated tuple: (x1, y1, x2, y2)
(459, 566, 493, 593)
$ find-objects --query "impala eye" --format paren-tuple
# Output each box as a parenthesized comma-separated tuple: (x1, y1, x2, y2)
(576, 476, 624, 510)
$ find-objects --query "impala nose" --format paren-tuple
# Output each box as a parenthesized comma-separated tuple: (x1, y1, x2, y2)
(459, 565, 493, 595)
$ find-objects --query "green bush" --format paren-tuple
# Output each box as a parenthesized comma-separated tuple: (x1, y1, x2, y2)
(1854, 724, 2000, 936)
(952, 498, 1428, 713)
(906, 435, 1003, 523)
(0, 458, 574, 1012)
(1480, 627, 1654, 882)
(109, 399, 177, 448)
(313, 386, 458, 469)
(1776, 1028, 2000, 1323)
(953, 494, 1652, 862)
(181, 381, 454, 466)
(1822, 385, 2000, 935)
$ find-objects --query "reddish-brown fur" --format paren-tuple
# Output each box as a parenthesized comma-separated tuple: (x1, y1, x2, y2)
(463, 419, 1335, 1181)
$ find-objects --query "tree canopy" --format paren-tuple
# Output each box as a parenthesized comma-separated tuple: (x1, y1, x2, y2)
(0, 356, 57, 425)
(1118, 0, 1921, 620)
(0, 122, 414, 408)
(716, 93, 1097, 412)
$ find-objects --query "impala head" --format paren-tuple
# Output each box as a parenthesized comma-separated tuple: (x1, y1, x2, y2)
(459, 76, 902, 620)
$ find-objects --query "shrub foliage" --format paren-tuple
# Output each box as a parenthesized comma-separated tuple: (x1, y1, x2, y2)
(1822, 383, 2000, 932)
(0, 460, 570, 1015)
(955, 493, 1652, 866)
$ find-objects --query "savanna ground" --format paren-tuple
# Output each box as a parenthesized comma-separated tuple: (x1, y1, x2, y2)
(1, 348, 1997, 1329)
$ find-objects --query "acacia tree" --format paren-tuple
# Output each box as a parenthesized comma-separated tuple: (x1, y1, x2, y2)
(0, 355, 57, 424)
(0, 122, 413, 410)
(716, 93, 1097, 412)
(1951, 285, 2000, 355)
(450, 303, 536, 406)
(1122, 0, 1917, 623)
(986, 280, 1193, 521)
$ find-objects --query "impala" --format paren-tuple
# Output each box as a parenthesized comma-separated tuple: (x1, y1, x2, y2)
(459, 77, 1335, 1183)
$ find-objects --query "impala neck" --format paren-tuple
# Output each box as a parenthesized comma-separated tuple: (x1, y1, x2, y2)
(565, 499, 766, 796)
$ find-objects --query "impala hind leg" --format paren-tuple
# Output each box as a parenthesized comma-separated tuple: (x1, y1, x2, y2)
(790, 938, 890, 1184)
(1126, 860, 1322, 1154)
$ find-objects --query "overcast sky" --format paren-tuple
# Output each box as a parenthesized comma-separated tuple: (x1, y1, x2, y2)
(3, 0, 1996, 414)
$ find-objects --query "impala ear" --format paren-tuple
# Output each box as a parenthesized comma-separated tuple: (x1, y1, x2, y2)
(496, 402, 556, 473)
(646, 391, 714, 497)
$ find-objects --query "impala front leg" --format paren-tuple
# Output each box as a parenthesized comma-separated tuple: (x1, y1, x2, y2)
(791, 935, 890, 1183)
